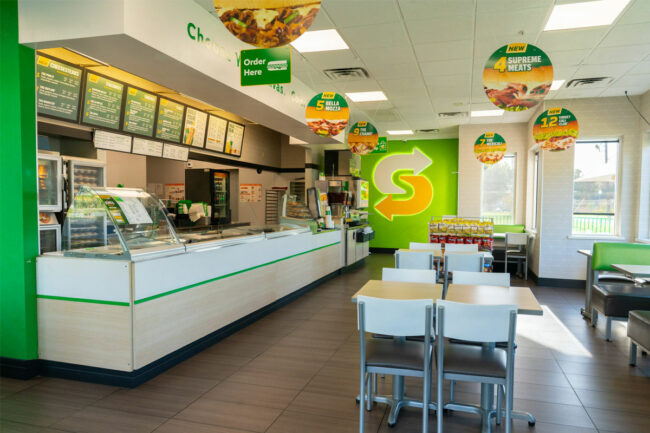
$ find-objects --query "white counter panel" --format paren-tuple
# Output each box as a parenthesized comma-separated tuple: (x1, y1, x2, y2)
(133, 230, 341, 302)
(36, 255, 131, 304)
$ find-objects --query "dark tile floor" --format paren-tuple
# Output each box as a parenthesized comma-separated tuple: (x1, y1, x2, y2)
(1, 254, 649, 433)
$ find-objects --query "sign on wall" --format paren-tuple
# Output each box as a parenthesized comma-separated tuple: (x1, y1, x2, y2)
(474, 132, 507, 164)
(213, 1, 322, 48)
(348, 121, 379, 155)
(483, 43, 553, 111)
(240, 184, 262, 202)
(36, 55, 82, 121)
(533, 107, 579, 151)
(241, 47, 291, 86)
(305, 92, 349, 137)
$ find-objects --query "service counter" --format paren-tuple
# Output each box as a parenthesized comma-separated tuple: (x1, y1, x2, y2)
(35, 187, 344, 380)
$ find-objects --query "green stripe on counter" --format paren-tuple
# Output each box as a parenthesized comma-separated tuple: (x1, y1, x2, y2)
(134, 241, 341, 305)
(36, 295, 130, 306)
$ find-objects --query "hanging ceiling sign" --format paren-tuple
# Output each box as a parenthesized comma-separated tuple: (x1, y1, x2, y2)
(305, 92, 349, 137)
(474, 132, 507, 164)
(240, 46, 291, 86)
(533, 107, 579, 151)
(483, 43, 553, 111)
(370, 136, 388, 154)
(348, 121, 379, 155)
(214, 0, 322, 48)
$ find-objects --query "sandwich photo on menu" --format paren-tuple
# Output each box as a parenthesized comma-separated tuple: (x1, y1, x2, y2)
(213, 0, 321, 48)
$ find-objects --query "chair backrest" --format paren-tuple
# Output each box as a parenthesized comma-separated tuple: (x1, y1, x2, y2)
(395, 250, 434, 270)
(494, 224, 525, 234)
(452, 271, 510, 287)
(436, 300, 516, 342)
(505, 232, 528, 247)
(445, 253, 483, 273)
(382, 267, 437, 284)
(445, 243, 478, 252)
(409, 242, 442, 251)
(358, 295, 433, 336)
(592, 242, 650, 271)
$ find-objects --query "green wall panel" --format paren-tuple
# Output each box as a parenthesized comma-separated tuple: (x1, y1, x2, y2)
(0, 0, 39, 360)
(361, 139, 458, 249)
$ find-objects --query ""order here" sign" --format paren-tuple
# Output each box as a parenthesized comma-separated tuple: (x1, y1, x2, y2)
(240, 47, 291, 87)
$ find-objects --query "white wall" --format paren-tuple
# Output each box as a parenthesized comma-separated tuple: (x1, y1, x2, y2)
(458, 123, 528, 223)
(637, 91, 650, 241)
(104, 151, 147, 189)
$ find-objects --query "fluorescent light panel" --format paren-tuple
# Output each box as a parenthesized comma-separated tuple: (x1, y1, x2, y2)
(290, 29, 349, 53)
(551, 79, 566, 91)
(544, 0, 630, 31)
(471, 109, 504, 117)
(387, 130, 414, 135)
(345, 91, 387, 102)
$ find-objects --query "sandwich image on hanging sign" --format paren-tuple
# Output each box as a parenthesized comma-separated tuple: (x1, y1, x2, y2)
(214, 0, 321, 48)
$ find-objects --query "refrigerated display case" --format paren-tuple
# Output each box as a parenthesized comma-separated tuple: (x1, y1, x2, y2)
(39, 220, 61, 255)
(185, 169, 231, 225)
(61, 186, 183, 259)
(64, 157, 106, 207)
(38, 152, 62, 212)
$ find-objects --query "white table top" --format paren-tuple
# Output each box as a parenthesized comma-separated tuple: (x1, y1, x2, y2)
(577, 249, 592, 257)
(611, 264, 650, 278)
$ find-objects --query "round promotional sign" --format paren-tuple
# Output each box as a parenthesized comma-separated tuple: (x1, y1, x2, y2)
(474, 132, 507, 164)
(305, 92, 349, 137)
(348, 121, 379, 155)
(483, 43, 553, 112)
(214, 0, 322, 48)
(533, 107, 579, 151)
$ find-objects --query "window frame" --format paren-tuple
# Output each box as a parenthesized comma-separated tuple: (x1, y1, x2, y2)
(480, 153, 517, 225)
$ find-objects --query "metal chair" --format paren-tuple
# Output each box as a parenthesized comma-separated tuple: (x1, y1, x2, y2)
(443, 253, 483, 297)
(505, 233, 528, 280)
(452, 271, 510, 287)
(436, 300, 517, 433)
(395, 250, 434, 270)
(409, 242, 442, 251)
(358, 296, 434, 433)
(382, 267, 437, 284)
(445, 243, 479, 253)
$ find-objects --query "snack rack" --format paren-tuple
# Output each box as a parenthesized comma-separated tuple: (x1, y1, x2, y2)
(428, 216, 494, 251)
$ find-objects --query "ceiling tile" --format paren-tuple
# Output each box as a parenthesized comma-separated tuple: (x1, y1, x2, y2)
(413, 39, 474, 63)
(600, 23, 650, 48)
(378, 77, 429, 93)
(339, 22, 410, 49)
(355, 45, 415, 66)
(630, 61, 650, 74)
(398, 0, 475, 22)
(474, 8, 550, 42)
(408, 17, 475, 44)
(301, 50, 362, 69)
(616, 0, 650, 25)
(537, 28, 609, 51)
(599, 85, 648, 97)
(584, 45, 650, 65)
(308, 9, 336, 31)
(545, 49, 590, 67)
(369, 61, 423, 80)
(476, 0, 554, 14)
(383, 87, 430, 101)
(323, 0, 401, 28)
(610, 73, 650, 89)
(421, 59, 473, 77)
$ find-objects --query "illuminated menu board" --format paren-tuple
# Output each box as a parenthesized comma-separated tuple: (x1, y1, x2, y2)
(82, 73, 124, 129)
(36, 55, 82, 121)
(123, 87, 157, 137)
(156, 98, 185, 143)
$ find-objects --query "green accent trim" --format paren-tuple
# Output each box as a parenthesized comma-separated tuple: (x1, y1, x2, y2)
(36, 295, 129, 307)
(135, 241, 341, 304)
(592, 242, 650, 271)
(494, 224, 525, 234)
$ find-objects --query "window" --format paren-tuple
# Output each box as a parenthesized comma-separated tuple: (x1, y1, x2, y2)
(572, 140, 619, 235)
(481, 155, 515, 225)
(532, 151, 540, 230)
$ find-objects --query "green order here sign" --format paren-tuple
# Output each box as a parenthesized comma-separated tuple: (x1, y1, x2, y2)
(240, 47, 291, 87)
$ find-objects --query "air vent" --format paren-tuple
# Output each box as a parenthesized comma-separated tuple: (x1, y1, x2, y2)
(417, 128, 440, 133)
(438, 111, 467, 118)
(566, 77, 613, 88)
(323, 67, 370, 81)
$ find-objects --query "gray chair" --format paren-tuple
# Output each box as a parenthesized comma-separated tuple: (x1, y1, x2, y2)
(445, 243, 479, 253)
(443, 253, 484, 297)
(505, 233, 528, 280)
(382, 267, 437, 284)
(358, 295, 434, 433)
(409, 242, 442, 251)
(436, 300, 517, 433)
(628, 310, 650, 366)
(395, 250, 435, 270)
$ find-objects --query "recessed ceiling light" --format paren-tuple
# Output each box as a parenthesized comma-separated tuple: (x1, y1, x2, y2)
(471, 109, 504, 117)
(544, 0, 630, 31)
(387, 130, 414, 135)
(551, 79, 566, 91)
(290, 29, 349, 53)
(345, 91, 387, 102)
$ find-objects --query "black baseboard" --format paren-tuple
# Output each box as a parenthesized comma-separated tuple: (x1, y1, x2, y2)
(3, 269, 341, 387)
(370, 247, 396, 254)
(0, 357, 40, 380)
(529, 269, 585, 289)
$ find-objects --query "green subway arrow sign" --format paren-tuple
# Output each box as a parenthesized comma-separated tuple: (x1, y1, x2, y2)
(241, 47, 291, 86)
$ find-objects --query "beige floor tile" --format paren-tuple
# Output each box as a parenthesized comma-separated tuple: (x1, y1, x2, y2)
(52, 406, 166, 433)
(201, 380, 299, 409)
(175, 399, 281, 432)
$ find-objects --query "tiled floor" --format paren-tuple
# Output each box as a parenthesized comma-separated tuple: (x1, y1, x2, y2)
(1, 253, 649, 433)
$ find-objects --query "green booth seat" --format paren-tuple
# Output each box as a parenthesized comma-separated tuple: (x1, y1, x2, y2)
(592, 242, 650, 272)
(494, 224, 526, 234)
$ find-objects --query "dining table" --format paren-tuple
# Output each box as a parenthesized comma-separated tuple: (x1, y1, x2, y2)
(577, 249, 594, 319)
(611, 264, 650, 285)
(351, 280, 543, 433)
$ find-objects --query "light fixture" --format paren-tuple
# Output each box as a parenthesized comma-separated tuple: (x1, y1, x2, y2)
(551, 79, 566, 91)
(290, 29, 349, 53)
(471, 109, 504, 117)
(544, 0, 630, 31)
(345, 91, 387, 102)
(387, 130, 414, 135)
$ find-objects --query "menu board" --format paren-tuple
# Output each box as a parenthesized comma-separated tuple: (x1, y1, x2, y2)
(82, 73, 124, 129)
(163, 143, 189, 161)
(240, 184, 262, 202)
(205, 115, 228, 152)
(224, 122, 245, 156)
(36, 55, 82, 121)
(132, 137, 163, 157)
(182, 107, 208, 147)
(156, 98, 185, 142)
(123, 87, 157, 136)
(93, 130, 132, 153)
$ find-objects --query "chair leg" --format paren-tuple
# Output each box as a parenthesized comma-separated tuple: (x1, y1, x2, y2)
(437, 374, 443, 433)
(366, 373, 372, 411)
(359, 368, 365, 433)
(496, 384, 503, 425)
(524, 260, 528, 280)
(605, 317, 612, 341)
(591, 308, 598, 327)
(423, 372, 430, 433)
(629, 342, 638, 366)
(449, 380, 455, 403)
(506, 378, 513, 433)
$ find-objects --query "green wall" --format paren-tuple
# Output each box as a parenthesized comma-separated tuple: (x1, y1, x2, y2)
(0, 0, 39, 361)
(361, 139, 458, 249)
